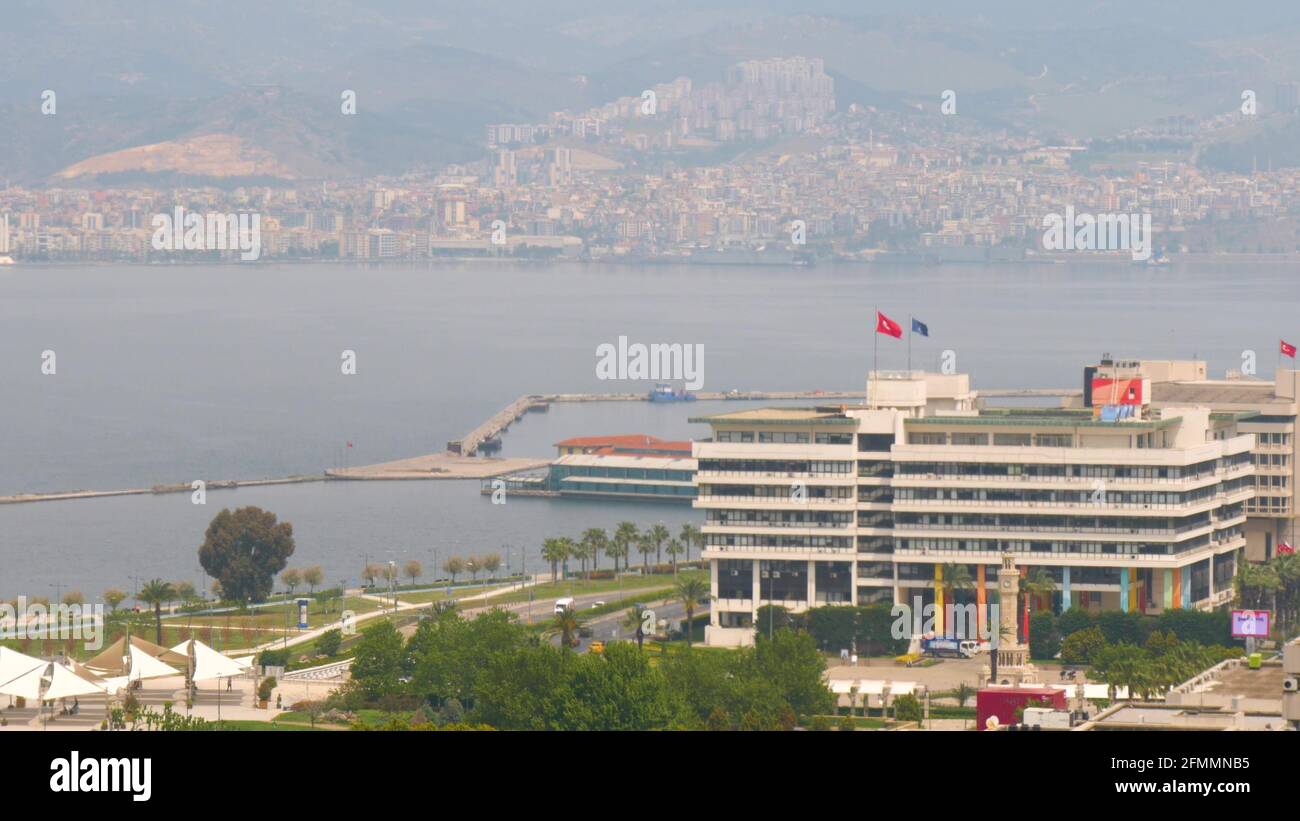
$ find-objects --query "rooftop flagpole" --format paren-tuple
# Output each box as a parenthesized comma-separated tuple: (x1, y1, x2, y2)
(872, 307, 878, 408)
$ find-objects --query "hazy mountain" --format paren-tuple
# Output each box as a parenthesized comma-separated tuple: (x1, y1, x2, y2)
(7, 0, 1300, 183)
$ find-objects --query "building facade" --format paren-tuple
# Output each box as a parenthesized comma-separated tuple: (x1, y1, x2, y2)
(1090, 357, 1300, 561)
(694, 371, 1254, 647)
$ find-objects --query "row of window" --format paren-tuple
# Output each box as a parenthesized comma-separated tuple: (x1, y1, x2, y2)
(714, 430, 854, 445)
(697, 458, 854, 475)
(894, 478, 1251, 507)
(706, 534, 852, 549)
(698, 484, 853, 500)
(707, 510, 854, 528)
(895, 454, 1245, 481)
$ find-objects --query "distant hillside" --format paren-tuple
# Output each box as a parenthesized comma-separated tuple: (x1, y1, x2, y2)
(1200, 114, 1300, 173)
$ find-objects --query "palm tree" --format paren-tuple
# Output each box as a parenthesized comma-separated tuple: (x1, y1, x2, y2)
(936, 562, 974, 636)
(541, 538, 567, 582)
(1021, 567, 1057, 642)
(665, 538, 685, 575)
(1276, 553, 1300, 636)
(1236, 561, 1280, 610)
(648, 523, 670, 568)
(553, 607, 580, 649)
(581, 528, 608, 578)
(679, 523, 701, 564)
(636, 534, 655, 573)
(954, 682, 974, 728)
(674, 575, 710, 647)
(137, 579, 175, 645)
(556, 537, 578, 580)
(613, 522, 639, 573)
(623, 603, 650, 650)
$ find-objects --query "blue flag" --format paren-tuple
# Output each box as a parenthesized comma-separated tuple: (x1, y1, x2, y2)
(911, 318, 929, 337)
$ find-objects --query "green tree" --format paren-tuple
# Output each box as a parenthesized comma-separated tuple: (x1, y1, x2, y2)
(754, 604, 797, 639)
(404, 560, 423, 586)
(647, 523, 670, 567)
(622, 603, 650, 650)
(1059, 625, 1107, 665)
(558, 642, 685, 730)
(1021, 567, 1057, 640)
(635, 534, 655, 573)
(280, 568, 302, 595)
(750, 629, 833, 718)
(541, 538, 567, 582)
(197, 507, 296, 604)
(665, 538, 685, 574)
(316, 628, 343, 658)
(407, 609, 529, 707)
(807, 606, 857, 652)
(678, 522, 702, 563)
(612, 522, 639, 573)
(937, 562, 975, 614)
(136, 579, 175, 645)
(348, 620, 405, 701)
(103, 588, 126, 613)
(674, 574, 710, 647)
(302, 565, 324, 594)
(854, 603, 909, 656)
(581, 528, 608, 577)
(553, 607, 580, 648)
(1092, 643, 1150, 701)
(893, 692, 923, 723)
(1028, 611, 1060, 660)
(473, 644, 574, 730)
(442, 556, 465, 583)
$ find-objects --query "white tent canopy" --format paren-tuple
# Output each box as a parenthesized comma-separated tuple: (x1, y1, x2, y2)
(193, 642, 248, 682)
(128, 644, 179, 681)
(44, 663, 109, 701)
(0, 647, 48, 700)
(0, 663, 46, 701)
(171, 639, 249, 681)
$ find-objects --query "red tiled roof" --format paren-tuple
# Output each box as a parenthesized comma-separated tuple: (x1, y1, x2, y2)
(555, 434, 665, 448)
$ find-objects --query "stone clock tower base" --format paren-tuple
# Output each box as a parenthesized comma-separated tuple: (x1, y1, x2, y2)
(987, 552, 1038, 686)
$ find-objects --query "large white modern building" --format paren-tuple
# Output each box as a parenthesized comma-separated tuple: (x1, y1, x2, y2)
(693, 370, 1254, 647)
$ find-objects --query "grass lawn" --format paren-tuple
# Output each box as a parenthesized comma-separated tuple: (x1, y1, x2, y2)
(396, 583, 512, 605)
(493, 570, 705, 607)
(212, 719, 325, 731)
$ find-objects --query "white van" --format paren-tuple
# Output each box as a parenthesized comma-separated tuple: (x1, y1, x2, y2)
(554, 597, 575, 614)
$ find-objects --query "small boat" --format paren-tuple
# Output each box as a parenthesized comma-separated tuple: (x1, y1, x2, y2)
(648, 383, 696, 402)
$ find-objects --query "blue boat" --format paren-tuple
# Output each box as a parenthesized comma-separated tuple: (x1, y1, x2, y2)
(648, 383, 697, 402)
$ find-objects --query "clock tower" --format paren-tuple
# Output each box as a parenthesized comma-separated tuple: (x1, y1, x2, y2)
(992, 553, 1031, 684)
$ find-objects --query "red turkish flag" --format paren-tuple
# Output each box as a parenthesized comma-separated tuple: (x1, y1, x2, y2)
(1282, 340, 1296, 358)
(1279, 542, 1295, 555)
(875, 310, 902, 338)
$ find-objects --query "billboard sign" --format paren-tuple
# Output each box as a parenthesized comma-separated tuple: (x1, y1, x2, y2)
(1090, 376, 1144, 406)
(1231, 609, 1270, 638)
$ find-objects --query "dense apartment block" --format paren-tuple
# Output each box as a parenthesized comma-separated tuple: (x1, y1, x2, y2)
(693, 371, 1254, 647)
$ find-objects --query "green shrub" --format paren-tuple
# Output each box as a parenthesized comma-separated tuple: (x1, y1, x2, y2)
(316, 628, 343, 658)
(893, 693, 923, 723)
